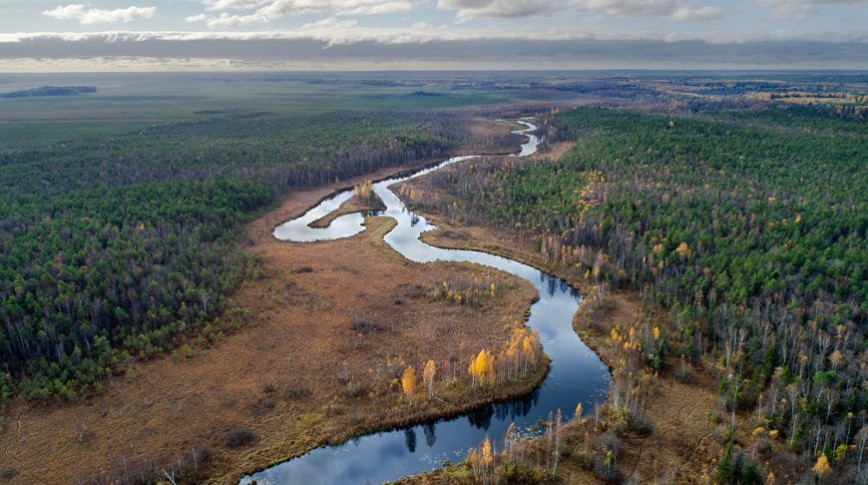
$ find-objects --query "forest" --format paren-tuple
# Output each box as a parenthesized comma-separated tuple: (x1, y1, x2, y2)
(405, 104, 867, 482)
(0, 86, 97, 98)
(0, 109, 465, 403)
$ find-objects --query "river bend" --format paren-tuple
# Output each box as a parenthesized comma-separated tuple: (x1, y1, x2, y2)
(243, 121, 610, 484)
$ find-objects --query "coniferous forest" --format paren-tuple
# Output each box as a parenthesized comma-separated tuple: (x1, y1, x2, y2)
(406, 104, 867, 481)
(0, 110, 460, 401)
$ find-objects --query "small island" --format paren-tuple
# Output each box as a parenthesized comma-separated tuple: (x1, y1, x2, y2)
(1, 85, 97, 98)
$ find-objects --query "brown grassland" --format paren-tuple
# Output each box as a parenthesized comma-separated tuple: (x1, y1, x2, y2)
(0, 151, 551, 483)
(0, 117, 731, 484)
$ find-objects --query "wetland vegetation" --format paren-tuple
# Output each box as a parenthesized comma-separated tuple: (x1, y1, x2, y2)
(0, 71, 865, 483)
(402, 101, 867, 483)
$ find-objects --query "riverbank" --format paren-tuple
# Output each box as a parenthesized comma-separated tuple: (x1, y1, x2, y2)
(246, 120, 615, 483)
(399, 170, 725, 483)
(0, 119, 557, 484)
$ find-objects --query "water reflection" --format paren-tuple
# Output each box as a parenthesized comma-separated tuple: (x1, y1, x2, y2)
(404, 428, 417, 453)
(249, 121, 610, 485)
(423, 422, 436, 448)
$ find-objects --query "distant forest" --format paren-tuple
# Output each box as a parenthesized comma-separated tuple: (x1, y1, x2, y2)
(1, 86, 97, 98)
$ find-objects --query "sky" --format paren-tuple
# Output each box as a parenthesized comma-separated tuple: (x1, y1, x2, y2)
(0, 0, 867, 71)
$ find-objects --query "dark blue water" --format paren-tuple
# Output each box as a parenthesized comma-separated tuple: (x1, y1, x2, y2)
(248, 121, 610, 484)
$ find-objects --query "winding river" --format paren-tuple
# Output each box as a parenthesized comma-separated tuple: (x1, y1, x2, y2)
(242, 121, 610, 484)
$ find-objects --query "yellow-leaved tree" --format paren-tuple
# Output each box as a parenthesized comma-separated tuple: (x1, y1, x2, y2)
(522, 335, 537, 373)
(423, 360, 436, 399)
(481, 437, 493, 467)
(812, 453, 831, 478)
(468, 350, 494, 387)
(401, 366, 416, 403)
(502, 327, 541, 379)
(675, 242, 691, 259)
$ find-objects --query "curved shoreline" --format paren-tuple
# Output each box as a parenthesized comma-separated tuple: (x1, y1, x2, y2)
(240, 354, 551, 479)
(244, 121, 609, 484)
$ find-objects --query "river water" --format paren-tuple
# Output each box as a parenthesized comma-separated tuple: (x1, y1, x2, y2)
(244, 121, 610, 484)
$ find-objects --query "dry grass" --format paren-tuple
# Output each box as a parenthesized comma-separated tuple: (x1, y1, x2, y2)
(574, 292, 722, 483)
(309, 191, 385, 228)
(0, 162, 542, 484)
(530, 141, 574, 161)
(458, 117, 525, 156)
(412, 218, 724, 483)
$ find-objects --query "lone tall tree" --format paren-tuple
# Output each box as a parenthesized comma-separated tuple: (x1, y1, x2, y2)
(423, 360, 436, 399)
(402, 366, 417, 403)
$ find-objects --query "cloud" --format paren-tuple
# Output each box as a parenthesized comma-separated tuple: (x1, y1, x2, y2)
(42, 4, 156, 25)
(671, 6, 725, 21)
(301, 16, 359, 30)
(186, 0, 413, 27)
(185, 13, 209, 23)
(758, 0, 868, 20)
(436, 0, 730, 20)
(1, 25, 865, 48)
(435, 0, 558, 20)
(203, 0, 270, 11)
(572, 0, 684, 17)
(1, 36, 867, 72)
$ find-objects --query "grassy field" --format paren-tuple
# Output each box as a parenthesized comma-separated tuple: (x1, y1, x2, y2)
(0, 72, 508, 149)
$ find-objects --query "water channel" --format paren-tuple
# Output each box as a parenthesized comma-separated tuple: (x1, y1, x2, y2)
(244, 121, 610, 484)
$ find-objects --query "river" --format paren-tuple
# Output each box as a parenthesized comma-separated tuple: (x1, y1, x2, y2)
(243, 121, 610, 484)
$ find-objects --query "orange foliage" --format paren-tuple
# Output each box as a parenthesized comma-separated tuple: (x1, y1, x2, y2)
(812, 453, 831, 477)
(481, 437, 493, 466)
(401, 366, 417, 401)
(502, 327, 541, 379)
(468, 350, 495, 386)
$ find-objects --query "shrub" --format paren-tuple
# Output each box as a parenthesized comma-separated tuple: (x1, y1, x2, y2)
(287, 383, 310, 400)
(499, 462, 547, 482)
(0, 469, 18, 480)
(574, 448, 594, 470)
(350, 316, 387, 335)
(594, 451, 621, 483)
(628, 413, 655, 437)
(224, 427, 258, 448)
(594, 430, 622, 456)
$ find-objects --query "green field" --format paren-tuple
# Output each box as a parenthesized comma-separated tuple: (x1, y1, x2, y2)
(0, 73, 506, 149)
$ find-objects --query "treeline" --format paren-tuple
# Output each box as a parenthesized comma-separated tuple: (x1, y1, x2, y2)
(720, 103, 868, 129)
(406, 106, 866, 482)
(1, 86, 97, 98)
(0, 110, 463, 402)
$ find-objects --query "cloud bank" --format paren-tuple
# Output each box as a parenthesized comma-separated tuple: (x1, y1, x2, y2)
(0, 29, 865, 71)
(436, 0, 559, 20)
(43, 4, 156, 25)
(671, 6, 725, 21)
(6, 0, 865, 71)
(759, 0, 868, 20)
(187, 0, 412, 27)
